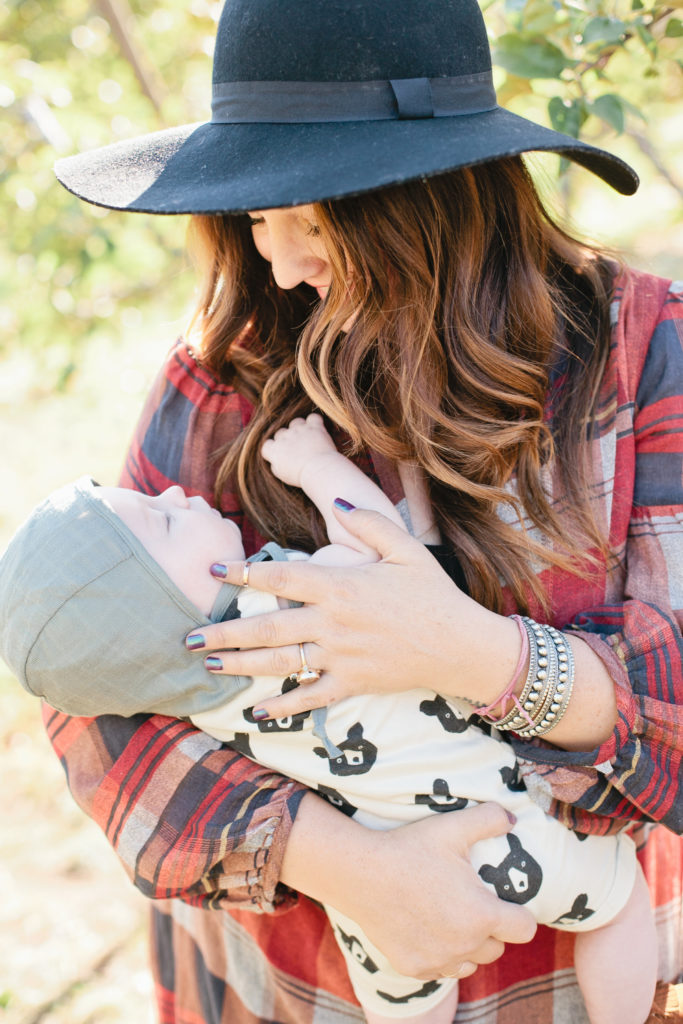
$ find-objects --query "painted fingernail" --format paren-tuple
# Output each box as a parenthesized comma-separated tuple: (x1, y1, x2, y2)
(185, 633, 206, 651)
(506, 811, 517, 826)
(205, 655, 223, 671)
(252, 707, 269, 720)
(333, 497, 356, 512)
(210, 562, 228, 579)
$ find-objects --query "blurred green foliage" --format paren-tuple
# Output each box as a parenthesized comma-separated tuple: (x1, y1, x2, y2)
(1, 0, 681, 390)
(486, 0, 683, 171)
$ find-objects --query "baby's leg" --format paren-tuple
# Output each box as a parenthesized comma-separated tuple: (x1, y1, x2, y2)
(574, 862, 657, 1024)
(363, 985, 458, 1024)
(327, 905, 458, 1024)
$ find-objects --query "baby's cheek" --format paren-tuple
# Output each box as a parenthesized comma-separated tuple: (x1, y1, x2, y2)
(193, 573, 224, 620)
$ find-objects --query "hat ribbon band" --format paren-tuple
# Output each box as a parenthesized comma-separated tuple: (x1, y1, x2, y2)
(211, 72, 496, 124)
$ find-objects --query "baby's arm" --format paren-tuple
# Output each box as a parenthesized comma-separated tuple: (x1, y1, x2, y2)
(261, 414, 407, 562)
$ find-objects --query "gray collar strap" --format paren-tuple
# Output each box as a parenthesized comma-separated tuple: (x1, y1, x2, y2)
(211, 72, 497, 124)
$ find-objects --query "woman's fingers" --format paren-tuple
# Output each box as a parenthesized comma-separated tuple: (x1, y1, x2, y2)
(186, 605, 317, 653)
(208, 507, 431, 598)
(466, 937, 505, 966)
(200, 639, 321, 682)
(210, 555, 335, 604)
(331, 504, 433, 564)
(455, 800, 515, 846)
(251, 671, 337, 716)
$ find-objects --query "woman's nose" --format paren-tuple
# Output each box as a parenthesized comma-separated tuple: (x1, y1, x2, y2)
(267, 227, 326, 291)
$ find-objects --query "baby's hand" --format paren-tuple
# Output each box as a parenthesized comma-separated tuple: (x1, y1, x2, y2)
(262, 413, 338, 488)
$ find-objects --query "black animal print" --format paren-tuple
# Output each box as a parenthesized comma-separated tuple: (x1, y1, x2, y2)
(478, 833, 543, 904)
(228, 732, 254, 758)
(243, 677, 310, 731)
(414, 778, 468, 812)
(378, 980, 442, 1004)
(314, 723, 377, 776)
(419, 694, 468, 733)
(317, 785, 358, 817)
(499, 763, 526, 792)
(552, 893, 596, 925)
(337, 927, 379, 973)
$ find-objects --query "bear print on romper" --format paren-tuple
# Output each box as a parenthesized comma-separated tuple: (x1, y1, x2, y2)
(414, 778, 468, 812)
(314, 723, 378, 776)
(478, 832, 543, 904)
(418, 694, 469, 733)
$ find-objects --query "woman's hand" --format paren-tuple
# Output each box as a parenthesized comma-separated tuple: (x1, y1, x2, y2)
(282, 793, 537, 980)
(188, 505, 513, 715)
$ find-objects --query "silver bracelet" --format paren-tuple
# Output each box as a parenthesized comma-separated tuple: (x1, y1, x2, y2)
(514, 623, 575, 737)
(494, 618, 575, 737)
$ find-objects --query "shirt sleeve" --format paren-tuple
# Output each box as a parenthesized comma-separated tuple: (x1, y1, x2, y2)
(42, 341, 309, 910)
(512, 278, 683, 836)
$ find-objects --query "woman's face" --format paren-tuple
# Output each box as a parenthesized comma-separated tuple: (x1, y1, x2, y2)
(247, 204, 332, 297)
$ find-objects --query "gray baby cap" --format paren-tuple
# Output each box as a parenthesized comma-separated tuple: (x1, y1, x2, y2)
(0, 477, 249, 718)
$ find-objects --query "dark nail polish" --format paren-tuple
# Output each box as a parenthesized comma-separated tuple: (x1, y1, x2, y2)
(334, 497, 356, 512)
(252, 707, 269, 720)
(185, 633, 206, 651)
(210, 562, 228, 579)
(205, 655, 223, 671)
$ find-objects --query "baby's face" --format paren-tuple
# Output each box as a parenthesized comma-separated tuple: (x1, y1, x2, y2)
(99, 486, 245, 617)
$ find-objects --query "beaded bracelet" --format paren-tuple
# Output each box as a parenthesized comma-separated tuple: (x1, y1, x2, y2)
(516, 623, 574, 737)
(494, 617, 575, 737)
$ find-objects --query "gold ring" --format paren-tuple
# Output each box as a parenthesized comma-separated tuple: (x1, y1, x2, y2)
(295, 642, 322, 685)
(241, 561, 251, 587)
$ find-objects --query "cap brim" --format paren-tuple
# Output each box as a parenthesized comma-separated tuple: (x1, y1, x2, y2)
(54, 106, 638, 215)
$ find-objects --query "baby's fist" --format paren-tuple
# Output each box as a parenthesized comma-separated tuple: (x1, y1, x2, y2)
(262, 413, 337, 486)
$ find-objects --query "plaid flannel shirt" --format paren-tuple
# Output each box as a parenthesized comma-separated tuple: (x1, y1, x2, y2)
(44, 269, 682, 1023)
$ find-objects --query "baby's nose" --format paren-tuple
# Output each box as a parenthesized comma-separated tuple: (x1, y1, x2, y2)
(161, 485, 189, 507)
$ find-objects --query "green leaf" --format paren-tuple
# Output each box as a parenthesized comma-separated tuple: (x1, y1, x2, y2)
(548, 96, 582, 138)
(635, 21, 658, 53)
(493, 34, 572, 79)
(618, 96, 647, 123)
(665, 18, 683, 37)
(631, 0, 644, 9)
(581, 16, 628, 46)
(590, 93, 625, 133)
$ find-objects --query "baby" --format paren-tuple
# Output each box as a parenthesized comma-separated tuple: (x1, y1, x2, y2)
(0, 414, 657, 1024)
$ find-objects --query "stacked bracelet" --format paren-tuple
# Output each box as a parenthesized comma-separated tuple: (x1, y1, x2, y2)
(495, 618, 575, 737)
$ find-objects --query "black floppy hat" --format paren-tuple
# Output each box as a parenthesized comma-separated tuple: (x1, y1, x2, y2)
(55, 0, 639, 215)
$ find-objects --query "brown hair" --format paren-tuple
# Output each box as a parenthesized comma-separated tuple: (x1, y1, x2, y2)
(187, 158, 615, 613)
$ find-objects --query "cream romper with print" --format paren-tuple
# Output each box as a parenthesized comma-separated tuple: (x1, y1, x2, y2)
(192, 550, 637, 1019)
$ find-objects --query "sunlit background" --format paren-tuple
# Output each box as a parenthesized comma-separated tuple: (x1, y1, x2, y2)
(1, 0, 681, 1020)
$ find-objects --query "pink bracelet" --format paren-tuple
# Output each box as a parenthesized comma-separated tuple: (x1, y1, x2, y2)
(476, 615, 533, 726)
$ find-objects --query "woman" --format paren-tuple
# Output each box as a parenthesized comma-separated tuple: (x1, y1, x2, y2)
(48, 0, 682, 1021)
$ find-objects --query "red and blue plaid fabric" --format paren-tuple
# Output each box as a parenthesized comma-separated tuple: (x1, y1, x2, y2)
(43, 270, 682, 1022)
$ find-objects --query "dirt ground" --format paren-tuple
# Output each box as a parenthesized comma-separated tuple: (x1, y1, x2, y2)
(0, 683, 156, 1024)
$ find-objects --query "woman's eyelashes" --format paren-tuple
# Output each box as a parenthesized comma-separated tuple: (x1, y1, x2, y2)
(246, 213, 320, 237)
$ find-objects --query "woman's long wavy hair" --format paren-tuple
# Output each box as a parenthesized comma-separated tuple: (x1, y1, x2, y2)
(187, 157, 616, 613)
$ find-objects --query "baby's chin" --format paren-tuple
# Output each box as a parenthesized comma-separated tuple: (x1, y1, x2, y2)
(186, 571, 225, 620)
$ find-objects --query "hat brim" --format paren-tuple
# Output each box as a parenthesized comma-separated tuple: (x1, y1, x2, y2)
(54, 106, 638, 215)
